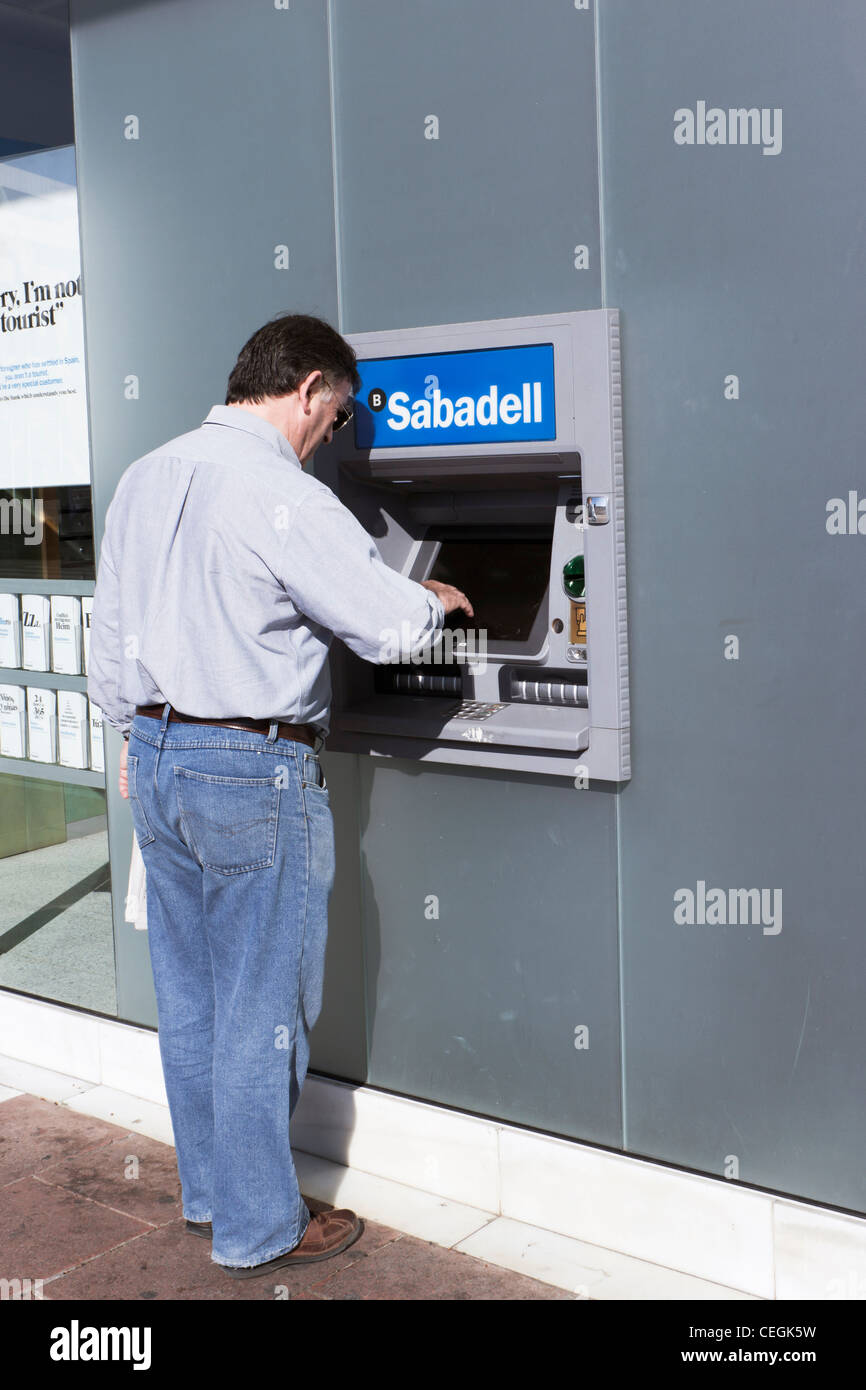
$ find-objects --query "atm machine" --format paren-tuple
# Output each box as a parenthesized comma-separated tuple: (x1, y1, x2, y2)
(317, 310, 629, 782)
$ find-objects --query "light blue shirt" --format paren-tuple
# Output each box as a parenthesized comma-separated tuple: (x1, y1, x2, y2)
(87, 404, 445, 738)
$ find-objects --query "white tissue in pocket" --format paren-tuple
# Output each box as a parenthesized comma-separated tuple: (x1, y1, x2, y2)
(125, 832, 148, 931)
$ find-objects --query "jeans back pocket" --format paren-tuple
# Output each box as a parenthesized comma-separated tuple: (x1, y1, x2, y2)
(175, 767, 280, 874)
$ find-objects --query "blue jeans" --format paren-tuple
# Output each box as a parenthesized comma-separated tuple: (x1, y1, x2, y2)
(127, 703, 334, 1268)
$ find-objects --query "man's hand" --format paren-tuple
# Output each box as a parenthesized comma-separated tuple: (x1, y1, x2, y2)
(421, 580, 474, 618)
(119, 738, 129, 799)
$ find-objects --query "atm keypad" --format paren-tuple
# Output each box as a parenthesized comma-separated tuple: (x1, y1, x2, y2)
(450, 701, 507, 721)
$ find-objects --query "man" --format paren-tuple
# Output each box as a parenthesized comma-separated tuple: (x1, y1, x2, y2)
(88, 313, 472, 1279)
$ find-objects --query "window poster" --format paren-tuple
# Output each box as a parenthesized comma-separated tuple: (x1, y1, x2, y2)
(0, 146, 90, 490)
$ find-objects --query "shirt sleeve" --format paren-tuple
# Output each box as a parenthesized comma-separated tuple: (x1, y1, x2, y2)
(278, 487, 445, 662)
(87, 523, 136, 737)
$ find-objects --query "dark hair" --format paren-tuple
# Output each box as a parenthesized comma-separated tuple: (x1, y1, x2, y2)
(225, 312, 360, 404)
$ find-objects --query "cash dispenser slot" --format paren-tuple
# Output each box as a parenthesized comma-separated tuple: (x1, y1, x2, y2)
(505, 669, 588, 707)
(374, 665, 463, 697)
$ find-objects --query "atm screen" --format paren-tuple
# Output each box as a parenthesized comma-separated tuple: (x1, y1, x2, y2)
(425, 527, 552, 643)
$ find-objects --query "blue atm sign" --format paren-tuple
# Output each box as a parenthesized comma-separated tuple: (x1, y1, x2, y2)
(353, 342, 556, 449)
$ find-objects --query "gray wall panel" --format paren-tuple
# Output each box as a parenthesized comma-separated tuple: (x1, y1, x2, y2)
(332, 0, 601, 331)
(329, 0, 621, 1144)
(71, 0, 340, 517)
(599, 0, 866, 1209)
(315, 749, 367, 1080)
(358, 760, 622, 1145)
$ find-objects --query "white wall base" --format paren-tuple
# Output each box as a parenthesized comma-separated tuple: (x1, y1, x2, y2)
(2, 989, 864, 1299)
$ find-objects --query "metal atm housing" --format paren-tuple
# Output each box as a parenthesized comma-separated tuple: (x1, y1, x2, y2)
(318, 310, 629, 781)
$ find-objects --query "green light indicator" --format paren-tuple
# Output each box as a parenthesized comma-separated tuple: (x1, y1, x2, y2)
(563, 554, 585, 599)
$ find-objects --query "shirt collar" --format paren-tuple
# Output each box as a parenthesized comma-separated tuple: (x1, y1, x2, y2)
(202, 405, 302, 469)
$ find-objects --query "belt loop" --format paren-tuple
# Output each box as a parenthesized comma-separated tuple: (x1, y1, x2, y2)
(153, 701, 171, 794)
(313, 730, 325, 754)
(266, 720, 279, 743)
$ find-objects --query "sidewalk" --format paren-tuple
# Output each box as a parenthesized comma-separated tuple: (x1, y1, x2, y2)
(0, 1057, 758, 1300)
(0, 1090, 573, 1300)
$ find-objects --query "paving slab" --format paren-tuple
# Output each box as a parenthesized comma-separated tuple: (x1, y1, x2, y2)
(0, 1094, 129, 1186)
(0, 1093, 582, 1301)
(308, 1231, 578, 1301)
(1, 1176, 151, 1280)
(37, 1128, 184, 1228)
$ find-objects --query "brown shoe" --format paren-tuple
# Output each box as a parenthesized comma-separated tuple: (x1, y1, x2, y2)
(221, 1209, 363, 1280)
(185, 1219, 212, 1239)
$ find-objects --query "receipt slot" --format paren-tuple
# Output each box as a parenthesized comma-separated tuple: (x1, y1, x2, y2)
(318, 310, 630, 781)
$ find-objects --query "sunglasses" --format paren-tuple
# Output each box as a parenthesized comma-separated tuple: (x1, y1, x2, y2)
(325, 381, 354, 432)
(332, 398, 354, 432)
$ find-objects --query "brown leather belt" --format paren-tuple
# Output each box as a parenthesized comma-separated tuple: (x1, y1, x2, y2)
(134, 704, 317, 749)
